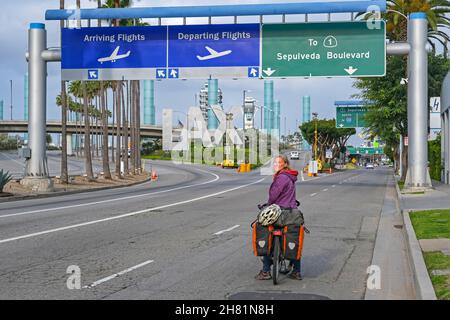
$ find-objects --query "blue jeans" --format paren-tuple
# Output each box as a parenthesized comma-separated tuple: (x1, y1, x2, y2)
(262, 256, 300, 273)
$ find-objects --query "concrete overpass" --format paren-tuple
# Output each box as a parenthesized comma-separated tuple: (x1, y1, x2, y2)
(0, 120, 164, 138)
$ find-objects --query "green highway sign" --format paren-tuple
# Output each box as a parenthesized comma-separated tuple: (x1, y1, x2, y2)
(261, 21, 385, 78)
(336, 106, 370, 128)
(347, 146, 384, 155)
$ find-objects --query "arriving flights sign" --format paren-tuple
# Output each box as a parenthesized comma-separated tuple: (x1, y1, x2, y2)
(61, 21, 385, 81)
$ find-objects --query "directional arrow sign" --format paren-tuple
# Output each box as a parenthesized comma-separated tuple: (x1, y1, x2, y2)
(262, 21, 385, 78)
(344, 66, 358, 75)
(168, 24, 260, 79)
(156, 69, 166, 79)
(62, 26, 167, 81)
(248, 67, 259, 78)
(88, 70, 98, 80)
(263, 68, 276, 77)
(169, 68, 179, 79)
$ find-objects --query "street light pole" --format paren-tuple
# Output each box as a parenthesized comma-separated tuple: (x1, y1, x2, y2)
(10, 80, 13, 120)
(243, 89, 250, 130)
(243, 90, 246, 130)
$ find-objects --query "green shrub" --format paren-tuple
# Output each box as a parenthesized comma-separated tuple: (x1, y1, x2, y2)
(428, 135, 442, 181)
(0, 169, 12, 192)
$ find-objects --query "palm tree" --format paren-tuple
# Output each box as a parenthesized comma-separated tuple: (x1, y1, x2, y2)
(104, 0, 144, 175)
(97, 1, 113, 179)
(68, 81, 96, 180)
(358, 0, 450, 51)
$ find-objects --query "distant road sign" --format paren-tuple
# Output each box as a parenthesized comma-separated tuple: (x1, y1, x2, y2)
(262, 21, 385, 78)
(347, 146, 384, 155)
(62, 26, 167, 81)
(336, 106, 370, 128)
(168, 23, 260, 79)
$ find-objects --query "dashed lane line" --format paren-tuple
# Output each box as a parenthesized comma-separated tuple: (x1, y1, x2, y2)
(83, 259, 154, 289)
(214, 225, 240, 235)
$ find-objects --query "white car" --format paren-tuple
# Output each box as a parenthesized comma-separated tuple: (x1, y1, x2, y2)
(290, 151, 300, 160)
(365, 163, 374, 169)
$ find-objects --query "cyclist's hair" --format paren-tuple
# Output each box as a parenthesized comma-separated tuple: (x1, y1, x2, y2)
(275, 154, 292, 171)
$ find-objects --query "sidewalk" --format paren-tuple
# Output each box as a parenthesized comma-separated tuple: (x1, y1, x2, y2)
(400, 180, 450, 211)
(365, 175, 415, 299)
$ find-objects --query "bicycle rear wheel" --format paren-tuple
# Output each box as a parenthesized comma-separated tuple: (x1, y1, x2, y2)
(272, 237, 280, 285)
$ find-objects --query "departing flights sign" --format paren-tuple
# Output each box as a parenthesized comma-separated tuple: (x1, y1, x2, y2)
(61, 21, 385, 81)
(168, 24, 260, 79)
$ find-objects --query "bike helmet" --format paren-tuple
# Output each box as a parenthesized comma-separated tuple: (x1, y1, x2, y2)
(258, 204, 282, 226)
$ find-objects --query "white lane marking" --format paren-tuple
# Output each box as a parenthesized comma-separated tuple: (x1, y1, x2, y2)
(0, 168, 220, 219)
(0, 178, 265, 245)
(303, 171, 343, 182)
(0, 152, 24, 166)
(83, 259, 154, 289)
(323, 188, 328, 192)
(310, 193, 317, 197)
(332, 185, 336, 188)
(214, 224, 240, 235)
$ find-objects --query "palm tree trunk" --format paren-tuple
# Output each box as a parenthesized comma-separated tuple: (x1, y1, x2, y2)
(136, 80, 142, 173)
(95, 96, 99, 158)
(83, 81, 94, 180)
(101, 81, 112, 179)
(122, 82, 129, 175)
(127, 81, 136, 175)
(115, 83, 122, 178)
(111, 87, 115, 163)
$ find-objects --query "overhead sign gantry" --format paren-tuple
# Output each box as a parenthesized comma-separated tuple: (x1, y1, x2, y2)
(26, 1, 435, 191)
(54, 1, 387, 81)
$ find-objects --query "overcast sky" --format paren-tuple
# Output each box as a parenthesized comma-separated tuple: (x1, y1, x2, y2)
(0, 0, 433, 145)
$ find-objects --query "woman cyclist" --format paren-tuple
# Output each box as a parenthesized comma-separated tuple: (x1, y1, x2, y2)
(255, 154, 303, 280)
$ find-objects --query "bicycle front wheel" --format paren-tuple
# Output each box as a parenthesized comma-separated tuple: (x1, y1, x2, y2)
(272, 237, 280, 285)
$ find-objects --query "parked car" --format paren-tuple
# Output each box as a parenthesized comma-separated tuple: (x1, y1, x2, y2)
(365, 163, 374, 169)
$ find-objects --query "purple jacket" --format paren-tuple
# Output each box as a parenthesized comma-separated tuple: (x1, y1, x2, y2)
(268, 169, 298, 209)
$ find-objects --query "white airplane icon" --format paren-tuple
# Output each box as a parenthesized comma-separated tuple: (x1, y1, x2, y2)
(97, 46, 131, 64)
(196, 46, 232, 61)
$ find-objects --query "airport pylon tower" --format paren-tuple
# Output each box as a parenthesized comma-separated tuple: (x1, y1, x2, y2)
(302, 96, 311, 151)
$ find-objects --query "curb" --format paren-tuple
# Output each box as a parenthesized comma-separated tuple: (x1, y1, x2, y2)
(394, 176, 437, 300)
(0, 176, 152, 204)
(402, 210, 437, 300)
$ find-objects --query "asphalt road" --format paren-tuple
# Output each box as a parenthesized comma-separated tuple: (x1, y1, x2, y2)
(0, 159, 391, 300)
(0, 150, 110, 179)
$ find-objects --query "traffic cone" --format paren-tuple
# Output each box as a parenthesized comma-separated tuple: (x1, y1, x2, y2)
(151, 170, 158, 181)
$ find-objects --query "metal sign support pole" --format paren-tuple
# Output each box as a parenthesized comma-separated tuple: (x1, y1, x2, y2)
(405, 13, 432, 189)
(21, 23, 61, 192)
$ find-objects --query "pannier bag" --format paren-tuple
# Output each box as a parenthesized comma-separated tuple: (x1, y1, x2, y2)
(282, 224, 305, 260)
(252, 222, 274, 256)
(274, 208, 304, 228)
